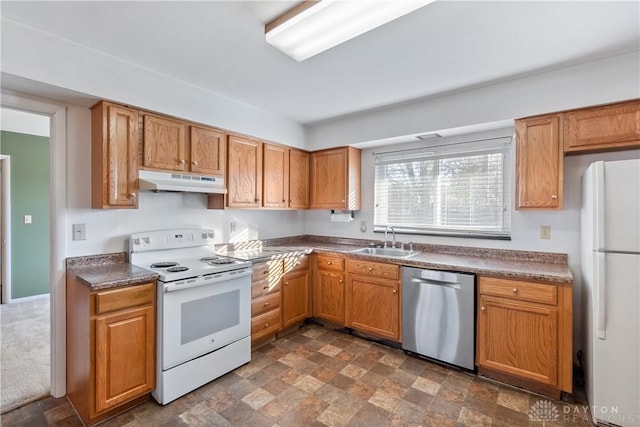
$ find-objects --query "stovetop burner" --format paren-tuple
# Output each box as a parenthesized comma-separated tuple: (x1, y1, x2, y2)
(166, 266, 190, 273)
(209, 258, 235, 265)
(200, 256, 219, 261)
(151, 261, 179, 268)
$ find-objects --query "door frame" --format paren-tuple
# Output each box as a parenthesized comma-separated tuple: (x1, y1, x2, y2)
(0, 155, 11, 304)
(1, 90, 67, 398)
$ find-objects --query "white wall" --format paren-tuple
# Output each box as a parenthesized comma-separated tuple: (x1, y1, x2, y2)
(64, 105, 306, 257)
(1, 17, 306, 149)
(307, 52, 640, 150)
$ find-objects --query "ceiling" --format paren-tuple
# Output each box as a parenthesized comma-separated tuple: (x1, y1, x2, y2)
(1, 1, 638, 125)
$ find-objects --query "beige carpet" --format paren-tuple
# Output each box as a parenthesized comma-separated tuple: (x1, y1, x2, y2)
(0, 296, 50, 413)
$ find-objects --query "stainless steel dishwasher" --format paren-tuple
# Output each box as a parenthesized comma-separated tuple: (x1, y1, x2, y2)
(402, 267, 475, 370)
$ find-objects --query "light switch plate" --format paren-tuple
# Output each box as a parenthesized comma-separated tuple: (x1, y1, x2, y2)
(24, 215, 32, 224)
(73, 224, 87, 241)
(540, 225, 551, 240)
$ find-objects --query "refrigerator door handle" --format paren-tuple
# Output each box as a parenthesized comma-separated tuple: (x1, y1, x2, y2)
(596, 251, 606, 339)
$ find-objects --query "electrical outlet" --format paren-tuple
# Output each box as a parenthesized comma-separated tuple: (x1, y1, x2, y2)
(230, 222, 237, 233)
(360, 221, 367, 232)
(540, 225, 551, 240)
(73, 224, 87, 241)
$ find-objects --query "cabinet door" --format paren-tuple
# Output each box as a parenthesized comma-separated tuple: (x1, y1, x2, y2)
(227, 136, 262, 208)
(190, 126, 226, 176)
(316, 270, 345, 324)
(564, 100, 640, 153)
(282, 269, 309, 329)
(310, 148, 347, 209)
(95, 305, 155, 413)
(143, 114, 187, 171)
(289, 149, 309, 209)
(515, 115, 563, 209)
(477, 295, 558, 387)
(262, 144, 289, 208)
(346, 275, 400, 341)
(94, 103, 138, 208)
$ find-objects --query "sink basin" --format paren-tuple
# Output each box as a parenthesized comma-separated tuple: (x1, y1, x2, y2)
(349, 247, 418, 259)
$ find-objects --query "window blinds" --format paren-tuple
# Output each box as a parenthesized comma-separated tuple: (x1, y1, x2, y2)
(374, 137, 512, 239)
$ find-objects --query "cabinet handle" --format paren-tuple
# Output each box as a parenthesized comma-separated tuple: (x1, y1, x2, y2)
(393, 289, 397, 294)
(282, 199, 286, 203)
(264, 323, 269, 328)
(341, 199, 345, 203)
(367, 267, 374, 272)
(481, 306, 486, 311)
(263, 270, 268, 275)
(192, 161, 199, 166)
(339, 279, 343, 284)
(285, 281, 289, 285)
(512, 288, 518, 294)
(179, 159, 186, 165)
(551, 194, 558, 200)
(327, 261, 332, 265)
(264, 302, 269, 307)
(263, 285, 269, 290)
(128, 192, 137, 199)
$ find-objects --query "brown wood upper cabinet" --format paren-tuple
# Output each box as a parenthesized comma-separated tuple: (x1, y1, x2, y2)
(262, 144, 310, 209)
(310, 147, 361, 210)
(515, 114, 563, 209)
(91, 101, 139, 209)
(190, 125, 226, 176)
(143, 113, 188, 171)
(227, 135, 263, 208)
(563, 99, 640, 154)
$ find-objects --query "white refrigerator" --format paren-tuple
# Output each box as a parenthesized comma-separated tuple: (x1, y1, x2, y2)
(581, 159, 640, 427)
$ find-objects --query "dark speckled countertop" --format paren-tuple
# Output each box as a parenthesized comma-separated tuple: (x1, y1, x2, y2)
(66, 235, 573, 290)
(218, 235, 573, 285)
(66, 252, 158, 291)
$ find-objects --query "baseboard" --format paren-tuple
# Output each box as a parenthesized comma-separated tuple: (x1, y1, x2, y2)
(4, 293, 50, 304)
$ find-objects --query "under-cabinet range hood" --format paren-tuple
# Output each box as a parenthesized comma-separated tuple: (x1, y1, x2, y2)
(138, 170, 227, 194)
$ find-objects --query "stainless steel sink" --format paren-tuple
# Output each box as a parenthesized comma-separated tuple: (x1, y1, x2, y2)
(349, 247, 418, 259)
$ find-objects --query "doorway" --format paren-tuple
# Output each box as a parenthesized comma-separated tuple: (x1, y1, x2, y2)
(0, 91, 67, 402)
(0, 108, 52, 412)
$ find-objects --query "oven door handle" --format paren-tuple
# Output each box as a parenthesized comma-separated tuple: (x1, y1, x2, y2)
(163, 268, 252, 293)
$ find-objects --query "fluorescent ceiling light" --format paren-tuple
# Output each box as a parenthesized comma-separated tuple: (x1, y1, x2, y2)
(266, 0, 436, 61)
(416, 132, 442, 140)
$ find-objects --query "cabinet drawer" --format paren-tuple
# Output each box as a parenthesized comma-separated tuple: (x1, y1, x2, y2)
(251, 260, 284, 282)
(316, 255, 344, 272)
(479, 277, 557, 305)
(94, 283, 155, 315)
(284, 255, 308, 272)
(252, 292, 280, 316)
(251, 309, 281, 340)
(347, 259, 399, 280)
(251, 278, 281, 298)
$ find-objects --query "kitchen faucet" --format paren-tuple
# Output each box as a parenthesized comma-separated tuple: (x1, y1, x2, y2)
(384, 225, 396, 248)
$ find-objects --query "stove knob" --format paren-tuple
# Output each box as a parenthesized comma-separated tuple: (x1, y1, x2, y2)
(202, 233, 208, 239)
(133, 238, 141, 245)
(208, 232, 214, 238)
(143, 237, 150, 244)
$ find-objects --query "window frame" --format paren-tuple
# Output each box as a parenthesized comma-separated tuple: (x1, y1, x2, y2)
(373, 137, 512, 240)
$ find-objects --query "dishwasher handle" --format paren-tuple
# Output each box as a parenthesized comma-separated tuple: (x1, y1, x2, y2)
(410, 277, 461, 290)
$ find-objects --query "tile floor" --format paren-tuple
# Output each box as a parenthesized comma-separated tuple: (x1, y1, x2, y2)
(0, 324, 593, 426)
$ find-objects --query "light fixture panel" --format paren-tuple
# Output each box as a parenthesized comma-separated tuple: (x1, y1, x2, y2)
(266, 0, 436, 61)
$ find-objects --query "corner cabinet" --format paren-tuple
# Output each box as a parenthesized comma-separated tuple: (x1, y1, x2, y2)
(476, 276, 572, 399)
(227, 135, 263, 208)
(310, 147, 361, 210)
(515, 114, 563, 209)
(67, 278, 155, 426)
(91, 101, 139, 209)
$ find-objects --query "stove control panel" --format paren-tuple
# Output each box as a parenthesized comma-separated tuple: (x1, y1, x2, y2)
(130, 228, 216, 253)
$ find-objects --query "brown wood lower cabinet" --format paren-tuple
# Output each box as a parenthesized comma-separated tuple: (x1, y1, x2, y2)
(476, 276, 572, 398)
(346, 259, 400, 341)
(313, 254, 346, 324)
(67, 278, 155, 426)
(282, 256, 310, 329)
(250, 260, 283, 347)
